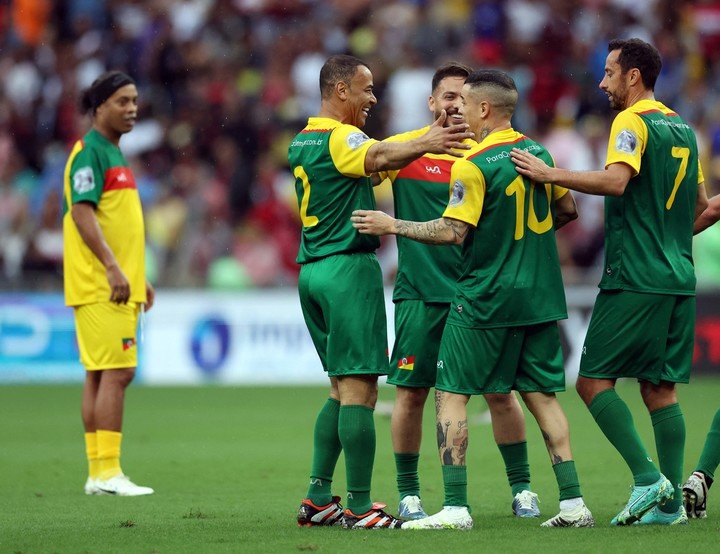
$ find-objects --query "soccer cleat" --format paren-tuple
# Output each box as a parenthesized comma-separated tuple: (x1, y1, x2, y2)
(341, 502, 403, 529)
(682, 471, 708, 519)
(398, 495, 428, 520)
(610, 475, 673, 525)
(512, 490, 540, 517)
(401, 506, 473, 530)
(634, 505, 688, 525)
(541, 505, 595, 528)
(297, 496, 344, 527)
(84, 477, 101, 495)
(95, 474, 154, 496)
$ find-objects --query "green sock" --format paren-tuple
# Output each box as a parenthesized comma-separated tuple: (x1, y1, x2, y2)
(442, 465, 468, 508)
(651, 403, 685, 513)
(589, 389, 660, 486)
(306, 398, 341, 505)
(338, 405, 375, 514)
(395, 452, 420, 499)
(498, 441, 531, 497)
(553, 460, 582, 501)
(697, 408, 720, 481)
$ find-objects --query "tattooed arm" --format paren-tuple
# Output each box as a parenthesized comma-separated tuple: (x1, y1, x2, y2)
(351, 210, 470, 245)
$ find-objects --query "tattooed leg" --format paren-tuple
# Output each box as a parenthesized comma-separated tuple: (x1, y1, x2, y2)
(435, 390, 471, 466)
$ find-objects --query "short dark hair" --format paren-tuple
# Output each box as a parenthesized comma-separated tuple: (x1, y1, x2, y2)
(608, 38, 662, 90)
(79, 70, 135, 114)
(464, 69, 518, 114)
(431, 62, 473, 94)
(319, 55, 369, 100)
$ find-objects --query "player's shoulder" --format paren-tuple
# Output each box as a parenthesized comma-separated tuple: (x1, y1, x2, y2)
(384, 126, 430, 143)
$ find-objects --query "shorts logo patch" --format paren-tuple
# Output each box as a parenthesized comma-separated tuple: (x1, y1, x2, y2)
(614, 129, 637, 154)
(449, 179, 466, 207)
(398, 355, 415, 370)
(122, 337, 136, 351)
(346, 131, 370, 149)
(73, 166, 95, 194)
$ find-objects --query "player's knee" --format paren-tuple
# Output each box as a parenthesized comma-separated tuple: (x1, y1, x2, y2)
(484, 393, 515, 413)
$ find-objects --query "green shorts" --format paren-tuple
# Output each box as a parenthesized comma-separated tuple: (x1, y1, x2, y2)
(579, 290, 695, 384)
(298, 252, 389, 377)
(387, 300, 450, 388)
(436, 321, 565, 395)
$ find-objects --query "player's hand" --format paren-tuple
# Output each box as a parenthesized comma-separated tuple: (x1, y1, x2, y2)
(422, 110, 474, 157)
(106, 264, 130, 304)
(510, 148, 553, 182)
(145, 281, 155, 312)
(351, 210, 396, 236)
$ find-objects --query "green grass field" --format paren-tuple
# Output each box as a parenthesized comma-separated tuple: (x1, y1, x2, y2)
(2, 379, 719, 553)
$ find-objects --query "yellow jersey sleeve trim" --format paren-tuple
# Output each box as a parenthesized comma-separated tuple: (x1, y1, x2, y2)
(605, 110, 647, 176)
(442, 158, 485, 226)
(698, 161, 705, 185)
(328, 124, 378, 178)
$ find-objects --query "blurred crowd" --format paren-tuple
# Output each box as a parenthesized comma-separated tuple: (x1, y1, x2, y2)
(1, 0, 720, 291)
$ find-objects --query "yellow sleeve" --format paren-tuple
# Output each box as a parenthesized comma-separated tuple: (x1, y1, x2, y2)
(328, 124, 379, 178)
(605, 110, 648, 176)
(442, 158, 485, 226)
(552, 185, 569, 200)
(698, 160, 705, 185)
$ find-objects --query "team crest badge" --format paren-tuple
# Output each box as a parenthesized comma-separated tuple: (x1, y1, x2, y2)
(449, 179, 466, 207)
(346, 132, 370, 149)
(73, 166, 95, 194)
(615, 129, 637, 154)
(122, 337, 136, 351)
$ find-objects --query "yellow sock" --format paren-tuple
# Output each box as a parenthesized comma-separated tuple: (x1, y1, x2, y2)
(96, 429, 123, 480)
(84, 432, 100, 479)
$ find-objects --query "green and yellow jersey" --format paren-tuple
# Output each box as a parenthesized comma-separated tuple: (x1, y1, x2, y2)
(601, 99, 703, 295)
(62, 129, 146, 307)
(289, 117, 380, 264)
(382, 126, 467, 303)
(443, 128, 569, 328)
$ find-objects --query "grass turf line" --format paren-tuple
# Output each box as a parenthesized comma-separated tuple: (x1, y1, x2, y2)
(1, 380, 718, 553)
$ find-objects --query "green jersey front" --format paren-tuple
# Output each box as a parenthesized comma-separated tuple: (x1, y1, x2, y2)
(383, 126, 464, 303)
(601, 99, 703, 295)
(289, 117, 380, 264)
(442, 129, 569, 328)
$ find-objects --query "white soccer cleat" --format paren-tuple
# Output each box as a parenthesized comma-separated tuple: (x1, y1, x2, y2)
(95, 474, 154, 496)
(401, 506, 473, 530)
(682, 471, 708, 519)
(541, 505, 595, 527)
(84, 477, 101, 495)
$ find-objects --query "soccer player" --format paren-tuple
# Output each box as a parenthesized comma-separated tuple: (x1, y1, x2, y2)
(290, 54, 473, 530)
(63, 71, 154, 496)
(352, 69, 594, 530)
(382, 62, 540, 521)
(512, 38, 709, 526)
(682, 193, 720, 518)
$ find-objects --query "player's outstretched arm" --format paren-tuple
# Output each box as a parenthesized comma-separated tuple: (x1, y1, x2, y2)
(351, 209, 469, 245)
(364, 110, 474, 174)
(511, 148, 631, 197)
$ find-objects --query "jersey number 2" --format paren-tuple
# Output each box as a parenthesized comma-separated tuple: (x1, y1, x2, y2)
(294, 166, 319, 227)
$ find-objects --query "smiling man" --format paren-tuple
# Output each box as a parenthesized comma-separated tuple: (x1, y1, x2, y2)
(289, 54, 473, 530)
(512, 38, 709, 526)
(63, 70, 155, 496)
